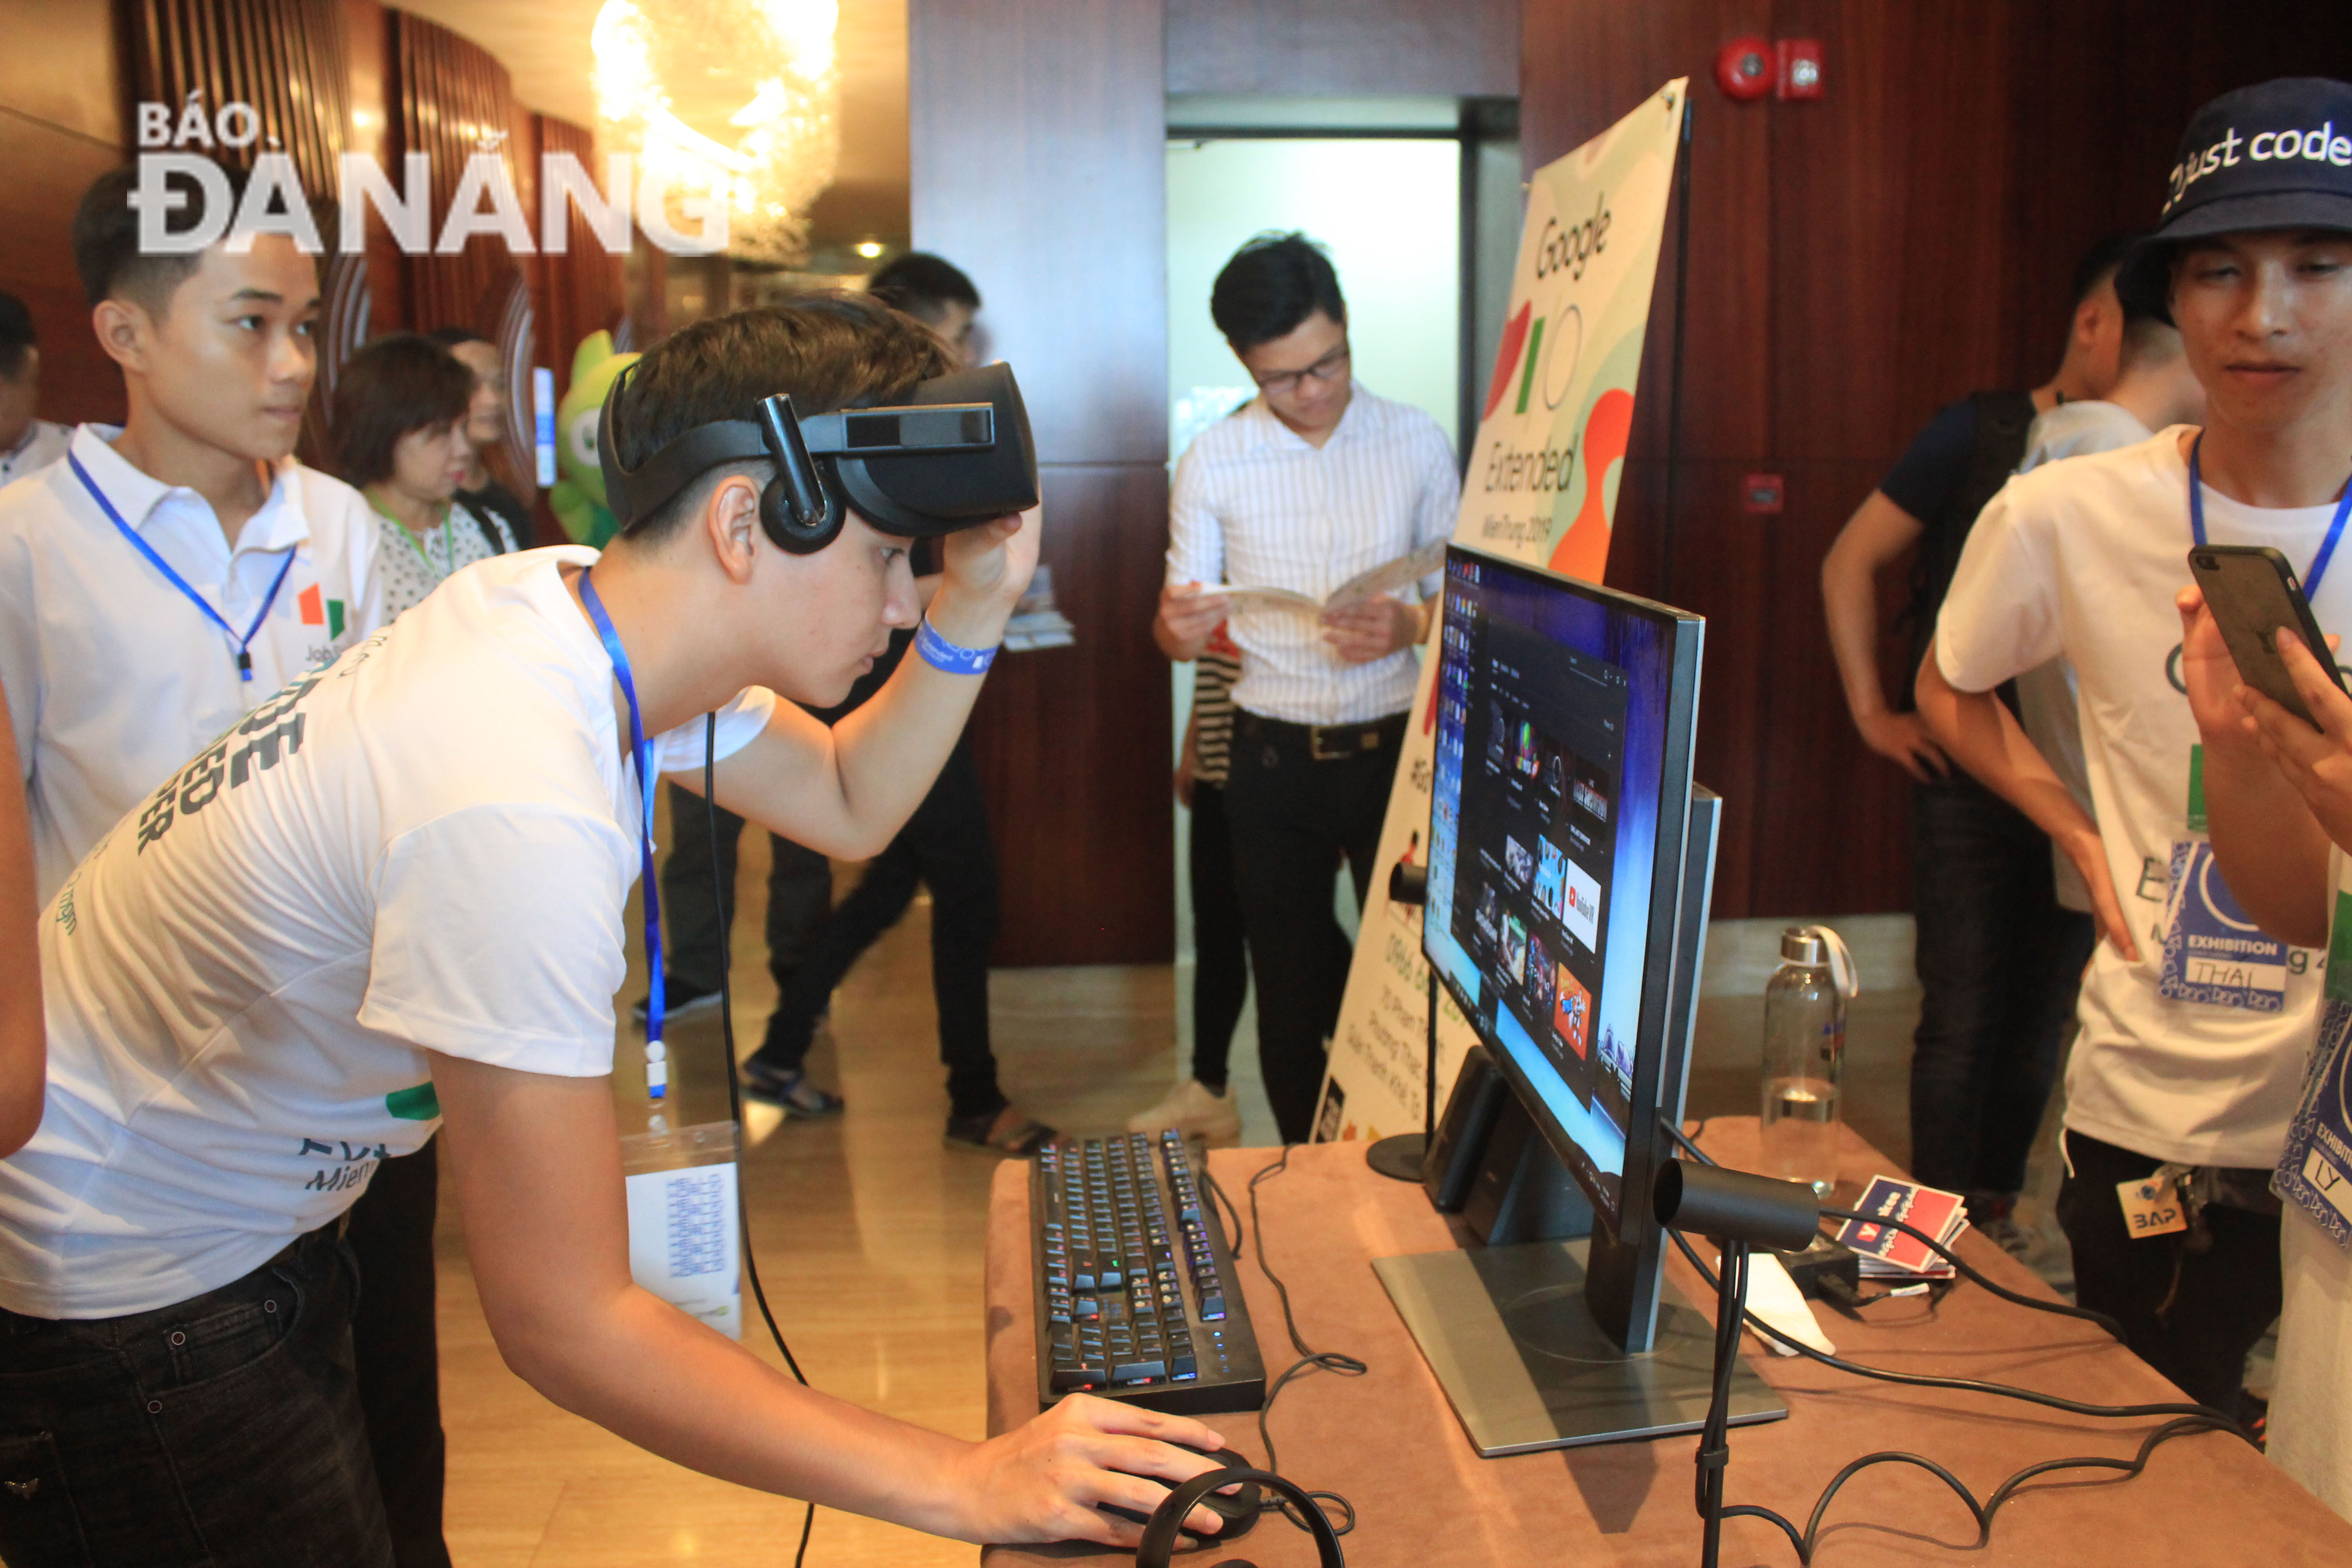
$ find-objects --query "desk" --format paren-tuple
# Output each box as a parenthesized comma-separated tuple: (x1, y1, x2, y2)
(981, 1120, 2352, 1565)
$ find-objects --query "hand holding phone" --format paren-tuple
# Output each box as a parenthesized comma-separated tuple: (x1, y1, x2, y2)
(2185, 545, 2346, 729)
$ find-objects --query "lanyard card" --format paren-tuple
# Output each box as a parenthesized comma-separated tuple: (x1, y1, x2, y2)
(2274, 892, 2352, 1254)
(620, 1120, 743, 1338)
(2157, 839, 2288, 1011)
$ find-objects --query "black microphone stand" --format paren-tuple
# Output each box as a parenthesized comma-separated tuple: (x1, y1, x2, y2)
(1367, 862, 1434, 1181)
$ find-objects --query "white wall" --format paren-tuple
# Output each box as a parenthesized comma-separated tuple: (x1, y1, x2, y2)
(1165, 137, 1462, 460)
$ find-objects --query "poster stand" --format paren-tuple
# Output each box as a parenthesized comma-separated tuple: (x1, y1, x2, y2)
(1367, 864, 1436, 1180)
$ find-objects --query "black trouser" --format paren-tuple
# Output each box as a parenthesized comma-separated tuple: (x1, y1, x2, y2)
(1222, 711, 1402, 1143)
(1188, 779, 1250, 1093)
(749, 740, 1006, 1122)
(660, 781, 835, 998)
(1909, 772, 2096, 1199)
(0, 1226, 390, 1567)
(344, 1144, 449, 1568)
(2055, 1129, 2283, 1412)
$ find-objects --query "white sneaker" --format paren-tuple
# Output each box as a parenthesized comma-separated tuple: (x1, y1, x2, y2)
(1127, 1078, 1241, 1143)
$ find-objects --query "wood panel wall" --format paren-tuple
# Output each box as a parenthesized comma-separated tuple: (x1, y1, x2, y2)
(911, 0, 1174, 965)
(1525, 0, 2352, 921)
(0, 0, 125, 426)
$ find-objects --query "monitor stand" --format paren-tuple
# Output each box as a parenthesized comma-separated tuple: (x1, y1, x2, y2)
(1373, 1234, 1784, 1457)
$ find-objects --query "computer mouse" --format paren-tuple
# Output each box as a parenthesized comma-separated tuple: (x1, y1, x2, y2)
(1096, 1442, 1261, 1539)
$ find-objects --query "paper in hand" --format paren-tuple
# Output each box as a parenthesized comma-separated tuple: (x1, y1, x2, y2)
(1218, 539, 1447, 614)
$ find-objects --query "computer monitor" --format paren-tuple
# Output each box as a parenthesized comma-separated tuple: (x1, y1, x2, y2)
(1374, 544, 1780, 1455)
(1423, 543, 1699, 1267)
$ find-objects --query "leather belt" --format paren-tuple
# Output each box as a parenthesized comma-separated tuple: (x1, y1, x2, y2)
(1236, 709, 1406, 762)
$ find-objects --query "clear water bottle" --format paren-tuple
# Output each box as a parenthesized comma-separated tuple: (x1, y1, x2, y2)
(1759, 925, 1857, 1197)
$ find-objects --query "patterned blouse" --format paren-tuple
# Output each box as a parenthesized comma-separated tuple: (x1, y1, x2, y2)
(372, 499, 522, 622)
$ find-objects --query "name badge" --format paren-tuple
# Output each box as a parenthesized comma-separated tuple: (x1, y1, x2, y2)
(2119, 1174, 2188, 1239)
(2157, 839, 2288, 1011)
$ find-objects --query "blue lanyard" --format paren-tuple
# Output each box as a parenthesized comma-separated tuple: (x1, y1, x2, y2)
(2189, 434, 2352, 599)
(70, 451, 295, 682)
(578, 568, 669, 1100)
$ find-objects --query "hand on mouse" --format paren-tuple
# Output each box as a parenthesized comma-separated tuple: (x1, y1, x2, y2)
(937, 1392, 1234, 1547)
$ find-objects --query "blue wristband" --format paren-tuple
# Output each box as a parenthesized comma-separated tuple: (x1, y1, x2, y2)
(915, 613, 998, 675)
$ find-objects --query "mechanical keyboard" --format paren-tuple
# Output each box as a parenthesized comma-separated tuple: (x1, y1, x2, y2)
(1029, 1130, 1267, 1414)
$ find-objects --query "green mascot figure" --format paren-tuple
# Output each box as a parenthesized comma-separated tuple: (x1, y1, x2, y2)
(549, 330, 641, 548)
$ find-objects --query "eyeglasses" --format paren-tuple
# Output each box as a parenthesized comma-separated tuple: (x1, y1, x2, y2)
(1251, 343, 1351, 397)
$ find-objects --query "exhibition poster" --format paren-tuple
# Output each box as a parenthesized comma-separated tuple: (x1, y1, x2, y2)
(1311, 80, 1689, 1147)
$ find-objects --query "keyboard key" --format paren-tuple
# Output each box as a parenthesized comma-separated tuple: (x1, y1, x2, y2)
(1200, 1294, 1225, 1320)
(1171, 1354, 1198, 1378)
(1112, 1359, 1166, 1383)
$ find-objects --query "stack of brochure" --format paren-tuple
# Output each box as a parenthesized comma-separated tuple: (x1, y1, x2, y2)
(1833, 1176, 1968, 1281)
(1002, 565, 1075, 652)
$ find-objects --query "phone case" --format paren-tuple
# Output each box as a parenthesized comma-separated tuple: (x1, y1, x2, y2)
(2188, 545, 2342, 728)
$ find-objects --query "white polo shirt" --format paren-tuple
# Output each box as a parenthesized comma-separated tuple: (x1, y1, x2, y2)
(0, 424, 382, 901)
(0, 420, 69, 488)
(1166, 384, 1458, 725)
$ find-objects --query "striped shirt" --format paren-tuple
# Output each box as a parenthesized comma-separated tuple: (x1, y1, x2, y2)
(1191, 627, 1242, 787)
(1166, 384, 1459, 725)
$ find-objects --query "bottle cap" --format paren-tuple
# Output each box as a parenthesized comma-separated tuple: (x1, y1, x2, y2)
(1782, 925, 1861, 999)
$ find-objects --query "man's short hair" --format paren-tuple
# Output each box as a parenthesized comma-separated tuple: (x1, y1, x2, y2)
(2071, 232, 2143, 306)
(0, 291, 34, 382)
(607, 294, 955, 544)
(331, 333, 474, 487)
(73, 162, 289, 312)
(423, 325, 492, 350)
(2119, 310, 2184, 371)
(866, 252, 980, 323)
(1210, 232, 1347, 353)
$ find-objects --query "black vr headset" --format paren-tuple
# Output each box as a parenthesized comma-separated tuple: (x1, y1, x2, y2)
(597, 360, 1039, 554)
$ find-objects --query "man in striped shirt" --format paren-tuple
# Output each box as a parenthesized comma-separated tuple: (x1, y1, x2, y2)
(1154, 233, 1460, 1142)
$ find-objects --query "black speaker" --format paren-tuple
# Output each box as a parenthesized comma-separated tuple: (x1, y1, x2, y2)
(1423, 1043, 1504, 1212)
(1462, 1092, 1593, 1247)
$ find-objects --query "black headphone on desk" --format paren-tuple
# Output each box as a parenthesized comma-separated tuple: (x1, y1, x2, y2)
(1137, 1467, 1346, 1568)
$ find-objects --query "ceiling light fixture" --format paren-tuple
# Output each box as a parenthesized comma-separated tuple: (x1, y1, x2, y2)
(593, 0, 841, 264)
(854, 239, 884, 259)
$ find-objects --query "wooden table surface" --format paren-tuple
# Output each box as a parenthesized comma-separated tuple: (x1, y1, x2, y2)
(981, 1120, 2352, 1565)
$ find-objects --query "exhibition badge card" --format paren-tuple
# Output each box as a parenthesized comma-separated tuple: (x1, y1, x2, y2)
(1835, 1176, 1967, 1276)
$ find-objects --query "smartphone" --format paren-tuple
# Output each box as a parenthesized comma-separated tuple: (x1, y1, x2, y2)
(2186, 544, 2346, 728)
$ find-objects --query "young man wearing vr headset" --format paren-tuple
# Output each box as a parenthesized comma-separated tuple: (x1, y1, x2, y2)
(0, 297, 1233, 1562)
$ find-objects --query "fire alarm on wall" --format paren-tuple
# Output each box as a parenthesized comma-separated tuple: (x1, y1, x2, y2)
(1715, 37, 1773, 102)
(1777, 39, 1824, 100)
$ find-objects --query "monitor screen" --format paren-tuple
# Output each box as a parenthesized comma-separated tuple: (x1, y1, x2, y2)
(1423, 545, 1700, 1235)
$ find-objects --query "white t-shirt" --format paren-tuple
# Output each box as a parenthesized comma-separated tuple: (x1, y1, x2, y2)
(1936, 427, 2351, 1169)
(0, 547, 776, 1318)
(0, 425, 383, 902)
(2012, 400, 2158, 914)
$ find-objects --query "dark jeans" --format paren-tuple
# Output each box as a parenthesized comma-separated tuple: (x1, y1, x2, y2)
(2056, 1129, 2282, 1412)
(344, 1142, 450, 1568)
(1909, 772, 2097, 1198)
(750, 741, 1006, 1122)
(661, 780, 835, 998)
(0, 1226, 392, 1568)
(1188, 779, 1250, 1093)
(1222, 712, 1401, 1143)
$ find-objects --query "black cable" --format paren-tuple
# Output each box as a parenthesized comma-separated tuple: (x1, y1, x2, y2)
(1666, 1225, 2246, 1430)
(1200, 1166, 1246, 1267)
(1815, 1203, 2125, 1341)
(1659, 1116, 2127, 1341)
(1237, 1144, 1363, 1538)
(705, 716, 814, 1568)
